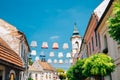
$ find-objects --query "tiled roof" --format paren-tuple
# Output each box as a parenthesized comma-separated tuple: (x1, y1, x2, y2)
(38, 60, 55, 71)
(0, 37, 23, 68)
(29, 65, 42, 72)
(0, 19, 30, 54)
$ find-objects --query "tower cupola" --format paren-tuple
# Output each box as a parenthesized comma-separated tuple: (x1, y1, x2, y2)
(73, 22, 79, 35)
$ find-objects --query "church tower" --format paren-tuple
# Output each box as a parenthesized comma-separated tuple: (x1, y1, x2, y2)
(70, 23, 82, 64)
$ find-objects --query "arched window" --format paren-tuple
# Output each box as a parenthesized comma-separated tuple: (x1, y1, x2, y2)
(75, 41, 79, 48)
(0, 65, 5, 80)
(9, 70, 16, 80)
(10, 73, 14, 80)
(35, 73, 37, 80)
(29, 73, 32, 78)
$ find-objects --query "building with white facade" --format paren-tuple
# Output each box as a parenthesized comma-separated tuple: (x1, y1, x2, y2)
(28, 60, 59, 80)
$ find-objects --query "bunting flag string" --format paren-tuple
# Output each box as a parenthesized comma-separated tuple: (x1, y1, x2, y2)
(30, 40, 73, 64)
(46, 58, 74, 64)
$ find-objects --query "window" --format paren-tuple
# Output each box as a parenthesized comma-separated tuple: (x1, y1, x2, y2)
(95, 31, 98, 47)
(0, 65, 5, 80)
(75, 41, 79, 49)
(35, 73, 37, 77)
(19, 72, 21, 80)
(118, 47, 120, 53)
(103, 35, 108, 54)
(21, 43, 24, 59)
(98, 33, 101, 49)
(35, 74, 37, 80)
(86, 45, 89, 56)
(104, 35, 108, 49)
(92, 37, 94, 51)
(89, 42, 91, 55)
(0, 70, 3, 80)
(29, 73, 31, 78)
(10, 73, 14, 80)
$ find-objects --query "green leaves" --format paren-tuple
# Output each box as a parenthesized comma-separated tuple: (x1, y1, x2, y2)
(87, 53, 115, 76)
(67, 59, 87, 80)
(28, 78, 33, 80)
(57, 68, 67, 80)
(67, 53, 115, 80)
(107, 0, 120, 44)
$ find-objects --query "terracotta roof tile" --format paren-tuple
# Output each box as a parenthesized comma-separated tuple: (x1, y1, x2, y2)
(38, 60, 55, 71)
(29, 65, 42, 71)
(0, 37, 23, 68)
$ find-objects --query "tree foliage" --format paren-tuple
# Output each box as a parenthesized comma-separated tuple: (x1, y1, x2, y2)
(59, 73, 66, 80)
(107, 0, 120, 44)
(56, 68, 66, 80)
(66, 66, 74, 80)
(28, 57, 33, 65)
(82, 53, 115, 77)
(56, 68, 65, 73)
(67, 59, 87, 80)
(67, 53, 115, 80)
(28, 78, 33, 80)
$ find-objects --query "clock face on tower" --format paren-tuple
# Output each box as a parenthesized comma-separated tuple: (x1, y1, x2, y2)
(73, 50, 76, 53)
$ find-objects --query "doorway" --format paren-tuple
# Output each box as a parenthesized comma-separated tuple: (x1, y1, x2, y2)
(0, 70, 3, 80)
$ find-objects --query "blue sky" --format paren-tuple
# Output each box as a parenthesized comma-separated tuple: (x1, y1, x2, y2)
(0, 0, 102, 70)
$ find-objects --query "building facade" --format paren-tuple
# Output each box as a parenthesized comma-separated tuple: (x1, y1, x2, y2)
(28, 60, 59, 80)
(95, 0, 120, 79)
(0, 19, 30, 80)
(79, 0, 120, 80)
(0, 37, 24, 80)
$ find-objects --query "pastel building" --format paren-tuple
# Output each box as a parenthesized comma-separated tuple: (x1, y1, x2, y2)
(79, 0, 120, 80)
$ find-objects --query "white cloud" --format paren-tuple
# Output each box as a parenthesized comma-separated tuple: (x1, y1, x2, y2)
(50, 36, 60, 40)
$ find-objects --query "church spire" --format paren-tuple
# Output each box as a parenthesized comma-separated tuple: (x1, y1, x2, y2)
(73, 22, 79, 35)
